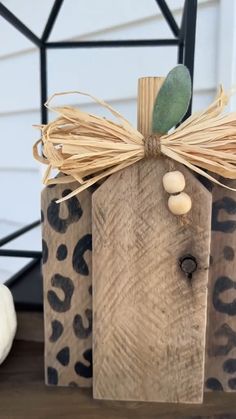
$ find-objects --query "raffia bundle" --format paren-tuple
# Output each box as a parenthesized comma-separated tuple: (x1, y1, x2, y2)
(33, 88, 236, 202)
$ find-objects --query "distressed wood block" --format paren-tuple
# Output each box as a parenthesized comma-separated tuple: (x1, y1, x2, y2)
(92, 78, 212, 403)
(206, 181, 236, 392)
(41, 183, 92, 387)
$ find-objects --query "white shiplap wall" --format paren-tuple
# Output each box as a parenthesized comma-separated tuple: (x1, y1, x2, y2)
(0, 0, 227, 281)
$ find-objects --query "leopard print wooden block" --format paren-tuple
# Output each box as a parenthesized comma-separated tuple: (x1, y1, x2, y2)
(41, 183, 92, 387)
(206, 181, 236, 392)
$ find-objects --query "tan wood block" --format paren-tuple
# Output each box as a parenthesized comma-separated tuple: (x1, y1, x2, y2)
(41, 183, 92, 387)
(92, 77, 212, 403)
(206, 180, 236, 392)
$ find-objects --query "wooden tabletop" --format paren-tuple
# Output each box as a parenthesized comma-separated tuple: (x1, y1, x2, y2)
(0, 340, 236, 419)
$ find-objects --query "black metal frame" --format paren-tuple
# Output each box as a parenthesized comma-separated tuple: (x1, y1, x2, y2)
(0, 0, 197, 289)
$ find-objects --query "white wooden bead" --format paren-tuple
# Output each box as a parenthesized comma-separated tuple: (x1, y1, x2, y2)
(168, 192, 192, 215)
(162, 171, 185, 194)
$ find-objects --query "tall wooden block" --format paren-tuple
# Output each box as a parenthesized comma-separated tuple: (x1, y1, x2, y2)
(92, 78, 212, 403)
(206, 181, 236, 392)
(41, 183, 92, 387)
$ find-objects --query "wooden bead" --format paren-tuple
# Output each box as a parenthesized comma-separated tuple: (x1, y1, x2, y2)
(168, 192, 192, 215)
(162, 171, 185, 194)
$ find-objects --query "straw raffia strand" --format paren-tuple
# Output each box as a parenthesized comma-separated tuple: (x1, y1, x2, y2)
(33, 88, 236, 202)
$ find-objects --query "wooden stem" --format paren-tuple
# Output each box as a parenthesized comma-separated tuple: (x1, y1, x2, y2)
(137, 77, 164, 136)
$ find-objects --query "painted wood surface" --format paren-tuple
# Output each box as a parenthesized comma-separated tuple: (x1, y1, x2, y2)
(206, 181, 236, 392)
(41, 183, 92, 387)
(92, 77, 212, 403)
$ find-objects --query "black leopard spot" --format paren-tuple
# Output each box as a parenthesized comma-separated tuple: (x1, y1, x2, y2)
(223, 246, 235, 261)
(73, 309, 92, 339)
(72, 234, 92, 276)
(212, 197, 236, 233)
(47, 367, 58, 385)
(41, 210, 44, 223)
(42, 239, 48, 264)
(223, 358, 236, 374)
(209, 323, 236, 357)
(47, 274, 74, 312)
(74, 348, 92, 378)
(205, 377, 223, 391)
(228, 378, 236, 389)
(56, 347, 70, 366)
(88, 285, 92, 295)
(49, 320, 63, 342)
(56, 244, 68, 261)
(47, 189, 83, 233)
(213, 276, 236, 315)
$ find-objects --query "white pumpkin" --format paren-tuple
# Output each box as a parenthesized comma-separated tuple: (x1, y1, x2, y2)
(0, 284, 17, 365)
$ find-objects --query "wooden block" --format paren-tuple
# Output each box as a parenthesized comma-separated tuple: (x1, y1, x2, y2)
(41, 183, 92, 387)
(206, 181, 236, 392)
(92, 78, 212, 403)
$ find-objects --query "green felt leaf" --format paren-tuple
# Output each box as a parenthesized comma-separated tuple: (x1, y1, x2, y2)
(152, 65, 192, 134)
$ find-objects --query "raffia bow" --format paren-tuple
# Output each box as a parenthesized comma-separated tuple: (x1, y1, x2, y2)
(33, 88, 236, 202)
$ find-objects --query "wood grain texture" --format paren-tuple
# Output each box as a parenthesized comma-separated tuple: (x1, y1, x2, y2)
(41, 183, 92, 387)
(92, 77, 212, 403)
(206, 181, 236, 392)
(1, 339, 236, 419)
